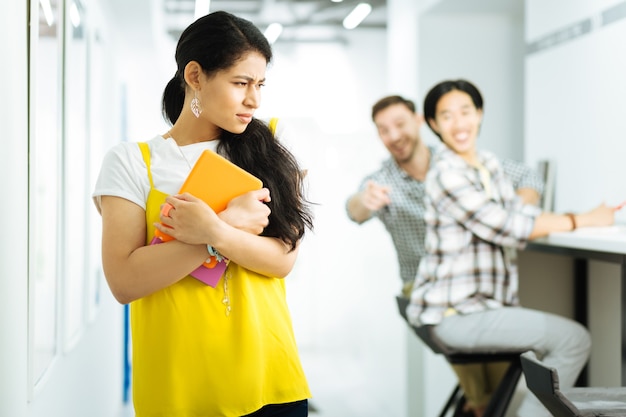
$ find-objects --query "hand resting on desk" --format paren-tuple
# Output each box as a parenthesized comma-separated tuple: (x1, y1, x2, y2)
(529, 202, 620, 240)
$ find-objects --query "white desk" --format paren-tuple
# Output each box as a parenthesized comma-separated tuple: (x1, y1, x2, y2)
(524, 225, 626, 386)
(537, 225, 626, 255)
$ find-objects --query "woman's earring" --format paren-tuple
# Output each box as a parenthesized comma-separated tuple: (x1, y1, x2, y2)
(191, 90, 203, 118)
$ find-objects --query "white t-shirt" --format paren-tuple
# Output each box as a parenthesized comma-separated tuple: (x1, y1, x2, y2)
(92, 119, 295, 213)
(92, 135, 218, 213)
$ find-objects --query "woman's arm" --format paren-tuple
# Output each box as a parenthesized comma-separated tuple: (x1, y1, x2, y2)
(100, 195, 209, 304)
(156, 192, 299, 279)
(210, 221, 299, 278)
(217, 187, 271, 235)
(436, 172, 616, 244)
(529, 203, 616, 239)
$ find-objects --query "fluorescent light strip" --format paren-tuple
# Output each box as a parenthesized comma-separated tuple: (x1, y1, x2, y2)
(69, 2, 81, 28)
(343, 3, 372, 30)
(264, 23, 283, 44)
(39, 0, 55, 26)
(195, 0, 210, 19)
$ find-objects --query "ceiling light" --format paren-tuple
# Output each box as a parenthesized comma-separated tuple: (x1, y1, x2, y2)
(331, 0, 343, 2)
(39, 0, 54, 26)
(194, 0, 210, 20)
(342, 3, 372, 30)
(69, 2, 81, 28)
(264, 23, 283, 44)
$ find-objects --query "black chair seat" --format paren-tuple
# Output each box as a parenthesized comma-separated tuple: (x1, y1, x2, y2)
(396, 296, 524, 417)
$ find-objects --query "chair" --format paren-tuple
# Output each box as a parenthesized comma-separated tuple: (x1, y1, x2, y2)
(396, 296, 525, 417)
(520, 351, 626, 417)
(537, 159, 556, 212)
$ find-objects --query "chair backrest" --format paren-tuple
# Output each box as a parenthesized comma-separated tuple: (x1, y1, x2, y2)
(520, 351, 583, 417)
(395, 295, 410, 321)
(537, 159, 556, 212)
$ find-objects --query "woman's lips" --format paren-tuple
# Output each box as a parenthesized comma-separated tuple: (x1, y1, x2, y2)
(237, 114, 253, 123)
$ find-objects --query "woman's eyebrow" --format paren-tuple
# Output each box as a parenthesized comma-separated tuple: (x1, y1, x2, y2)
(234, 75, 266, 83)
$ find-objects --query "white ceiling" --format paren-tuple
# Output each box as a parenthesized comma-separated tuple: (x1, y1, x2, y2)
(101, 0, 524, 47)
(162, 0, 388, 43)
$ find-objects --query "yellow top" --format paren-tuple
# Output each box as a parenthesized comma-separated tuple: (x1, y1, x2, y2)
(131, 142, 310, 417)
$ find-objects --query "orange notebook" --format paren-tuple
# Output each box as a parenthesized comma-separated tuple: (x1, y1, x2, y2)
(156, 149, 263, 240)
(152, 149, 263, 286)
(181, 149, 263, 213)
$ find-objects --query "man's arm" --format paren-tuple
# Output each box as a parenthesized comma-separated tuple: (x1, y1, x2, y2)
(515, 188, 540, 206)
(346, 180, 391, 224)
(501, 158, 544, 206)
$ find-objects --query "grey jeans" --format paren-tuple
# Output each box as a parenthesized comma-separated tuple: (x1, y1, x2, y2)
(433, 306, 591, 417)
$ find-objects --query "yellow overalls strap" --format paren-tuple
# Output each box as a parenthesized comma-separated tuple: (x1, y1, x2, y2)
(268, 117, 278, 136)
(137, 142, 154, 189)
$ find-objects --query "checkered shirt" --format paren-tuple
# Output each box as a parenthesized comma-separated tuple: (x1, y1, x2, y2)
(407, 148, 542, 326)
(348, 146, 543, 290)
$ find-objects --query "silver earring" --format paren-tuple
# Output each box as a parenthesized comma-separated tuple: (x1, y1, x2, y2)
(191, 90, 202, 118)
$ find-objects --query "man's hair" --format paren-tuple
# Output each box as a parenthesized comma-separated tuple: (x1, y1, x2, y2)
(371, 95, 416, 121)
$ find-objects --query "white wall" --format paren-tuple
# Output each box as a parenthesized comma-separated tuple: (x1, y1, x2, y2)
(525, 0, 624, 40)
(524, 0, 626, 389)
(0, 1, 127, 416)
(0, 1, 29, 416)
(525, 0, 626, 220)
(419, 10, 526, 160)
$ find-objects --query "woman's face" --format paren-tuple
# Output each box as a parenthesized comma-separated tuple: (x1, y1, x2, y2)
(198, 51, 267, 134)
(429, 89, 483, 163)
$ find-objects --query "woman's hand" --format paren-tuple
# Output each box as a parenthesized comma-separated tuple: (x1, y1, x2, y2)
(156, 193, 219, 245)
(530, 202, 620, 239)
(155, 188, 272, 245)
(153, 189, 295, 278)
(218, 188, 271, 235)
(576, 203, 617, 228)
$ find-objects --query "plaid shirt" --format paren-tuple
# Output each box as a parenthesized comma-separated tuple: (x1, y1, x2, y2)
(407, 148, 542, 326)
(349, 146, 544, 289)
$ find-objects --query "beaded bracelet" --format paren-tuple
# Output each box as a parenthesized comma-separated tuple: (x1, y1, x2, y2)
(207, 245, 226, 262)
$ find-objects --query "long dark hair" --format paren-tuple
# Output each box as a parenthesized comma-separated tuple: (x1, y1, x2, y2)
(162, 11, 313, 250)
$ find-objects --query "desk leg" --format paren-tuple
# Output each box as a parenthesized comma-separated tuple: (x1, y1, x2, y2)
(622, 258, 626, 386)
(574, 258, 588, 386)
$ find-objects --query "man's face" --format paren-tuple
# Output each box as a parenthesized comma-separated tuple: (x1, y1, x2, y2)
(429, 90, 482, 163)
(374, 103, 423, 164)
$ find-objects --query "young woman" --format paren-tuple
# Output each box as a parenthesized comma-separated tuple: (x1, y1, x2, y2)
(93, 11, 313, 417)
(407, 79, 617, 417)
